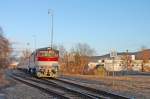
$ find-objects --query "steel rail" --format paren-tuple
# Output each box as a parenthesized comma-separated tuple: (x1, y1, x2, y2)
(52, 78, 131, 99)
(9, 74, 69, 99)
(11, 73, 99, 99)
(11, 70, 131, 99)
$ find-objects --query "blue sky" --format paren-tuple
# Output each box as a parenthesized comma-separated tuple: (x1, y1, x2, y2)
(0, 0, 150, 55)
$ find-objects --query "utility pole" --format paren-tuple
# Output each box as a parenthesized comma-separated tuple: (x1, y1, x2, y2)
(110, 49, 117, 88)
(126, 50, 129, 75)
(48, 9, 54, 49)
(32, 35, 36, 51)
(26, 42, 30, 67)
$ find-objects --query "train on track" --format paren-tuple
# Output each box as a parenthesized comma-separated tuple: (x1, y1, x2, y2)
(17, 47, 59, 78)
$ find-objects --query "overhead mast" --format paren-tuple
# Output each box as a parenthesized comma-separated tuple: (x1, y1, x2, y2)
(48, 9, 54, 49)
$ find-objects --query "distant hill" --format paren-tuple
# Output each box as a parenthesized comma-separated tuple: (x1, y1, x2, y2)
(90, 49, 150, 62)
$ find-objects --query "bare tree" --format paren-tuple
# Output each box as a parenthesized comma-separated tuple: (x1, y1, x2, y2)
(21, 49, 31, 59)
(141, 45, 147, 51)
(139, 48, 150, 72)
(0, 26, 4, 36)
(66, 43, 96, 74)
(0, 27, 12, 69)
(58, 45, 67, 59)
(71, 43, 95, 56)
(18, 49, 32, 67)
(56, 45, 68, 73)
(52, 43, 96, 74)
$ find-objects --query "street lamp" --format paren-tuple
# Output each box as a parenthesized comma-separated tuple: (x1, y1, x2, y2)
(48, 9, 54, 49)
(32, 35, 36, 51)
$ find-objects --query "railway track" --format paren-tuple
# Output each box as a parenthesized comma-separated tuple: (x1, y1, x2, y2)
(9, 72, 103, 99)
(60, 75, 147, 85)
(10, 70, 131, 99)
(9, 74, 69, 99)
(44, 78, 131, 99)
(60, 75, 150, 90)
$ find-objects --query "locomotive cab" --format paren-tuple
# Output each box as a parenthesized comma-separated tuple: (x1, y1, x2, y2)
(28, 47, 59, 78)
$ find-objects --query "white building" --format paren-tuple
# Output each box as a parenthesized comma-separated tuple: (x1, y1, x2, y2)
(131, 60, 143, 71)
(104, 59, 125, 71)
(88, 62, 100, 70)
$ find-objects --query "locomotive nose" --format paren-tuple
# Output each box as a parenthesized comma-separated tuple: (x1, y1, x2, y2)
(47, 70, 50, 76)
(51, 69, 56, 74)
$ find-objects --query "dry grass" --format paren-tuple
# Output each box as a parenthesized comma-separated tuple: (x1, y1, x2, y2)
(63, 74, 150, 99)
(144, 66, 150, 72)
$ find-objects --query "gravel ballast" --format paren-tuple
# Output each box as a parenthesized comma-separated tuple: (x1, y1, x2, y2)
(0, 70, 54, 99)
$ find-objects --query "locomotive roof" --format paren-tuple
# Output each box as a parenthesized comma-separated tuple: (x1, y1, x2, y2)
(36, 47, 59, 52)
(31, 47, 59, 55)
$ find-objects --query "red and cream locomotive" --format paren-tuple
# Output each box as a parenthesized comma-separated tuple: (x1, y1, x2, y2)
(18, 47, 59, 78)
(30, 47, 59, 78)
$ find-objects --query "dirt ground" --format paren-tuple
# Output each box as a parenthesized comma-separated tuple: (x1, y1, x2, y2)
(0, 70, 54, 99)
(61, 74, 150, 99)
(0, 71, 10, 99)
(0, 70, 10, 89)
(1, 69, 150, 99)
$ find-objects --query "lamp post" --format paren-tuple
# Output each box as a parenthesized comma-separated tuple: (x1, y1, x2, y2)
(26, 42, 30, 67)
(48, 9, 54, 49)
(32, 35, 36, 51)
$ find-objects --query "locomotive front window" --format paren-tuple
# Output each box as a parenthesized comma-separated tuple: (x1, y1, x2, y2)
(38, 51, 58, 57)
(45, 53, 54, 57)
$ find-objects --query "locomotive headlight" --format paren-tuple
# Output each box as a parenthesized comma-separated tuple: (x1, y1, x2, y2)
(38, 66, 42, 70)
(51, 65, 58, 73)
(53, 66, 58, 71)
(52, 63, 58, 67)
(38, 66, 45, 72)
(51, 69, 56, 74)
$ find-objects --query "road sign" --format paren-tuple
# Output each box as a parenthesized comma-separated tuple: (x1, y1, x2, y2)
(110, 50, 117, 58)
